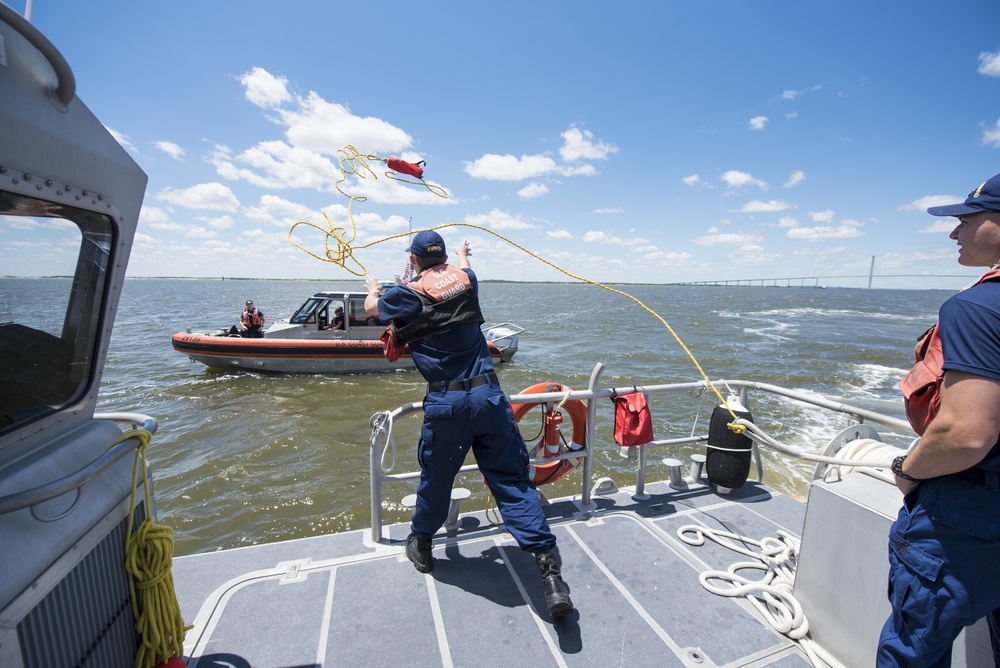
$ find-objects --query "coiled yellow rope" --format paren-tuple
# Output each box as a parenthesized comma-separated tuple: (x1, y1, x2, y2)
(110, 428, 187, 668)
(288, 146, 744, 427)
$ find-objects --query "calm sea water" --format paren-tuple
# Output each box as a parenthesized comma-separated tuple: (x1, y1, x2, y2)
(79, 278, 950, 556)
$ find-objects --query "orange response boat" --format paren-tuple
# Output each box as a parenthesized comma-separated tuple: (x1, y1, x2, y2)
(171, 290, 523, 373)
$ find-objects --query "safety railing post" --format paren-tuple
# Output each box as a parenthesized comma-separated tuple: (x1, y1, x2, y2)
(370, 431, 383, 544)
(581, 362, 605, 509)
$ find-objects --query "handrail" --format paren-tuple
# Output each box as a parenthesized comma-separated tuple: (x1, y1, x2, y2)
(0, 1, 76, 109)
(0, 413, 157, 515)
(368, 369, 913, 542)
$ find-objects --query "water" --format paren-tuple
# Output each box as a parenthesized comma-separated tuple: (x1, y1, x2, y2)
(82, 278, 948, 556)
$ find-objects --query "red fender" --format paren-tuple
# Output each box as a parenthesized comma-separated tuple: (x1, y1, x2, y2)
(387, 156, 424, 179)
(511, 382, 587, 486)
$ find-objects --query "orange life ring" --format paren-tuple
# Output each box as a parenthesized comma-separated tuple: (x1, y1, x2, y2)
(511, 382, 588, 486)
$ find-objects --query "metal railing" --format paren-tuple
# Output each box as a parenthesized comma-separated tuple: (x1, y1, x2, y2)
(367, 363, 912, 543)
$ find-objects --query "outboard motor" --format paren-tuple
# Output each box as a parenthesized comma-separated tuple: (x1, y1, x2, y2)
(705, 396, 754, 490)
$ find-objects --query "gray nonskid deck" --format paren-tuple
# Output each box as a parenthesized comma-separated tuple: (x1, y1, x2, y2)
(173, 480, 811, 667)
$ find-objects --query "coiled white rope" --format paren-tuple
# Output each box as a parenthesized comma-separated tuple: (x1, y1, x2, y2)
(369, 411, 397, 473)
(677, 524, 846, 668)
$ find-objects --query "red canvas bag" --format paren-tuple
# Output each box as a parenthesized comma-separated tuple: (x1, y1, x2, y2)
(612, 392, 654, 447)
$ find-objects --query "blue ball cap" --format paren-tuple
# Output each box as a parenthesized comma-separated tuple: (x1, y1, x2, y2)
(405, 230, 446, 257)
(927, 172, 1000, 217)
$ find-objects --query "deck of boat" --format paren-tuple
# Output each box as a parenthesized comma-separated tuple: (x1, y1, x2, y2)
(173, 478, 812, 667)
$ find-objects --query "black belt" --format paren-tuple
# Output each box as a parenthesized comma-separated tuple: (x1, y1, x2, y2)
(427, 372, 498, 394)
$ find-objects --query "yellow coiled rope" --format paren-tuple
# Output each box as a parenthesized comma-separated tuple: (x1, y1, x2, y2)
(288, 146, 744, 427)
(109, 428, 187, 668)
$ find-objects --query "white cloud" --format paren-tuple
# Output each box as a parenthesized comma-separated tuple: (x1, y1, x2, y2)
(281, 93, 412, 155)
(781, 84, 822, 100)
(561, 163, 598, 177)
(775, 216, 798, 228)
(155, 141, 185, 160)
(186, 225, 218, 239)
(787, 220, 864, 241)
(918, 220, 957, 234)
(739, 199, 791, 213)
(749, 116, 768, 131)
(784, 170, 806, 188)
(240, 67, 293, 109)
(691, 231, 763, 246)
(581, 230, 650, 246)
(214, 69, 416, 201)
(465, 208, 537, 231)
(643, 250, 694, 263)
(200, 215, 235, 230)
(899, 195, 964, 213)
(594, 208, 623, 214)
(721, 170, 767, 190)
(983, 117, 1000, 149)
(155, 183, 240, 210)
(518, 182, 549, 199)
(809, 210, 835, 222)
(545, 229, 573, 239)
(978, 49, 1000, 77)
(464, 153, 557, 181)
(139, 206, 171, 226)
(559, 128, 617, 162)
(683, 174, 702, 186)
(106, 126, 137, 153)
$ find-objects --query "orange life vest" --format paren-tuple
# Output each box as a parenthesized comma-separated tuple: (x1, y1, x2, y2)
(241, 308, 263, 328)
(380, 265, 485, 361)
(900, 268, 1000, 434)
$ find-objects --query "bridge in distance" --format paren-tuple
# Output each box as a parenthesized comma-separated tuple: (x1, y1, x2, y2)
(670, 274, 977, 288)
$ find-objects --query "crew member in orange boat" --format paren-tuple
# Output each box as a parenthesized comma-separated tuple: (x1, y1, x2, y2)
(240, 300, 265, 338)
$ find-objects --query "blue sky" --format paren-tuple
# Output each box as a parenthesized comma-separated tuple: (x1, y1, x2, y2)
(7, 0, 1000, 289)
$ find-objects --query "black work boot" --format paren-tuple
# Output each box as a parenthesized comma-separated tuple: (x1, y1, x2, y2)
(405, 533, 433, 573)
(535, 551, 574, 618)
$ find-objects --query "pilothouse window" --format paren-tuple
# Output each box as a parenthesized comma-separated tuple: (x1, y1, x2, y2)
(0, 190, 114, 433)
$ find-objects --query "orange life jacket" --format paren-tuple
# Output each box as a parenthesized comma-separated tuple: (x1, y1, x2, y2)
(241, 308, 263, 328)
(900, 268, 1000, 434)
(380, 265, 484, 361)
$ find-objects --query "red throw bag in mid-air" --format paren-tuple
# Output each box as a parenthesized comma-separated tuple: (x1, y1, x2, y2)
(387, 156, 425, 179)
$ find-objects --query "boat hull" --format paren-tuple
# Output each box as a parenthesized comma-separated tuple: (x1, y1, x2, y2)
(171, 332, 504, 373)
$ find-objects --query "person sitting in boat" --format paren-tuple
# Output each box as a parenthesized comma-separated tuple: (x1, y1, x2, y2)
(240, 300, 265, 338)
(363, 230, 575, 620)
(325, 306, 345, 330)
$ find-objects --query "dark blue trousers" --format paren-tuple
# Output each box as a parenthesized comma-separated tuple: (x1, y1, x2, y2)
(410, 381, 556, 553)
(877, 475, 1000, 666)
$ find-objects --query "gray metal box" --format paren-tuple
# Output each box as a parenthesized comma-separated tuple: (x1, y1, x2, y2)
(795, 473, 992, 667)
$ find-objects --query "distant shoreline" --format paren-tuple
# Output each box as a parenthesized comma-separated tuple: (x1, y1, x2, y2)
(1, 275, 969, 290)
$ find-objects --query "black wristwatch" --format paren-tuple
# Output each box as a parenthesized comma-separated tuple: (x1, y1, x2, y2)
(891, 455, 919, 482)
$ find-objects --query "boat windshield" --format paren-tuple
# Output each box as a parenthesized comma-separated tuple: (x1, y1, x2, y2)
(290, 298, 323, 324)
(0, 190, 114, 435)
